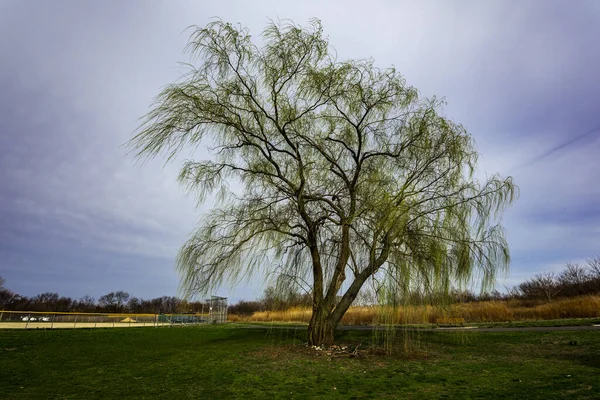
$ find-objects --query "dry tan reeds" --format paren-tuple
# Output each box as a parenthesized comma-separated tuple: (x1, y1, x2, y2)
(228, 295, 600, 324)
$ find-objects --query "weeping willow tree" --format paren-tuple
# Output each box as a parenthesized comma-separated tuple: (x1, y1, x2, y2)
(130, 19, 517, 345)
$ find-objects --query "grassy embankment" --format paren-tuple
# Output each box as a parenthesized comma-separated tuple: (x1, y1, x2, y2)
(1, 325, 599, 398)
(229, 295, 600, 325)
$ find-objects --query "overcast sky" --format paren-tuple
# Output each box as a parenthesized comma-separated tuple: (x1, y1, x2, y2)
(1, 0, 599, 303)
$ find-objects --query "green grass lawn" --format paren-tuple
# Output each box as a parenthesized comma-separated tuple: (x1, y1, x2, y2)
(1, 325, 598, 399)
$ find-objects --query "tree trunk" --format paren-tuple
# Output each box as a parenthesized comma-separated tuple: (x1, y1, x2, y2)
(307, 270, 374, 346)
(307, 307, 336, 346)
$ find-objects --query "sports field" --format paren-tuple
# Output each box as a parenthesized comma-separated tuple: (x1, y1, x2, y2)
(1, 324, 599, 399)
(0, 310, 214, 330)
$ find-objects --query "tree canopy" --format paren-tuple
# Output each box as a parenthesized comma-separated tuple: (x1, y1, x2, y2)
(130, 19, 517, 344)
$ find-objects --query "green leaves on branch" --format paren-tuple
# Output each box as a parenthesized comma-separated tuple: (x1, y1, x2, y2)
(129, 19, 518, 303)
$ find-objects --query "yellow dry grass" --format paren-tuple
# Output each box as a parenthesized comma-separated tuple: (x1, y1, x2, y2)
(228, 295, 600, 324)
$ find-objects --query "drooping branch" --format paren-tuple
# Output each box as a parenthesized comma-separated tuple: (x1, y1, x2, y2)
(129, 19, 518, 344)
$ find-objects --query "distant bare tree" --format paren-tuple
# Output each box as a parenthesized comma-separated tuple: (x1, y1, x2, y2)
(0, 288, 17, 309)
(114, 291, 130, 312)
(127, 297, 143, 313)
(519, 272, 561, 301)
(99, 291, 130, 313)
(30, 292, 60, 311)
(559, 263, 590, 286)
(228, 300, 262, 315)
(98, 292, 116, 311)
(480, 289, 504, 301)
(162, 296, 181, 314)
(587, 256, 600, 278)
(503, 285, 521, 299)
(55, 296, 74, 312)
(75, 295, 97, 312)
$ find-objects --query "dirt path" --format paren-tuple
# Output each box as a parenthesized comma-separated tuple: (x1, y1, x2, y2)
(340, 325, 600, 332)
(244, 324, 600, 333)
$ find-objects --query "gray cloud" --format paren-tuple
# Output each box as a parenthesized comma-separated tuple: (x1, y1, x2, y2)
(1, 0, 599, 300)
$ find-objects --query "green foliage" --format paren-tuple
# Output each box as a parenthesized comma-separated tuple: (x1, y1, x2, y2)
(129, 19, 517, 328)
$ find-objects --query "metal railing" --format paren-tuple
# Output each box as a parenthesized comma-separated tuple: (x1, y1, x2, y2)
(0, 310, 221, 329)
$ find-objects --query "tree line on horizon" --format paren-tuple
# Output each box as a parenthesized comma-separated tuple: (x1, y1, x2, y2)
(230, 257, 600, 315)
(1, 257, 598, 315)
(0, 285, 207, 314)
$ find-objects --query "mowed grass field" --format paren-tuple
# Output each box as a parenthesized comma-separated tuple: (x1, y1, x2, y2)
(1, 325, 599, 399)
